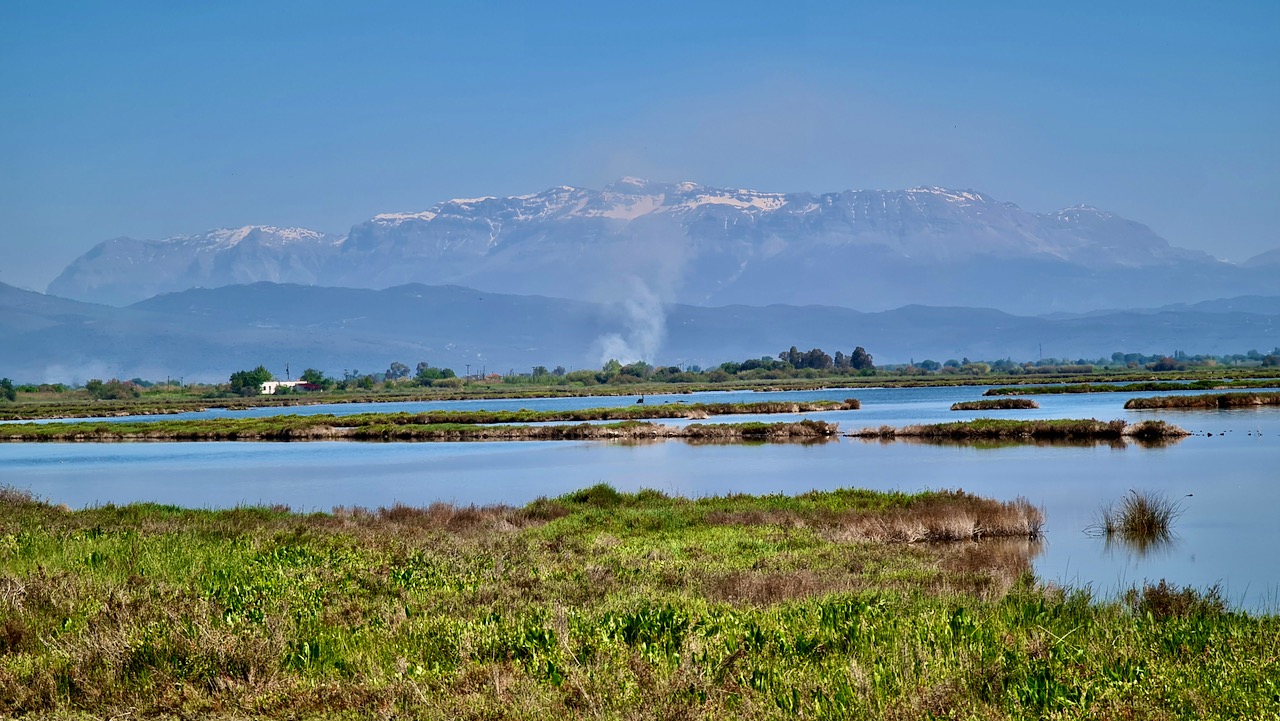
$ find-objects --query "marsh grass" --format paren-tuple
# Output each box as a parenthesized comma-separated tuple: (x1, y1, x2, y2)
(949, 398, 1039, 411)
(1087, 490, 1185, 555)
(1, 484, 1275, 719)
(0, 405, 849, 443)
(984, 379, 1279, 396)
(1123, 391, 1280, 410)
(850, 418, 1189, 444)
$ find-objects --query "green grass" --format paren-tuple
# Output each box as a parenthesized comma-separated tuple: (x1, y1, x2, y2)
(1, 484, 1275, 719)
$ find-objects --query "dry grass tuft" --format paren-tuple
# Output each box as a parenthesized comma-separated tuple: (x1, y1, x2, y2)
(828, 493, 1043, 543)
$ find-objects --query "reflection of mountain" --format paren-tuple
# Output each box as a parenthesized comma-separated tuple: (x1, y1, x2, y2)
(47, 180, 1280, 312)
(3, 280, 1278, 384)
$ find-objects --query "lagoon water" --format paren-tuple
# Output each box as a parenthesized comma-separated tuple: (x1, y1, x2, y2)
(3, 385, 1278, 610)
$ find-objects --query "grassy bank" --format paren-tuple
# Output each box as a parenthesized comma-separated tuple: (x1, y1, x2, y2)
(850, 418, 1189, 443)
(950, 399, 1039, 411)
(1, 485, 1275, 719)
(983, 379, 1280, 396)
(1123, 391, 1280, 410)
(0, 412, 844, 440)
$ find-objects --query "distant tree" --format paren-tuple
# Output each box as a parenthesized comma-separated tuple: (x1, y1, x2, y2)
(1149, 356, 1185, 372)
(0, 377, 15, 402)
(531, 365, 550, 377)
(1264, 355, 1280, 367)
(356, 375, 375, 390)
(229, 366, 273, 396)
(414, 363, 455, 384)
(299, 368, 334, 390)
(917, 359, 941, 371)
(552, 366, 566, 377)
(849, 346, 874, 371)
(802, 348, 833, 370)
(385, 362, 410, 381)
(834, 351, 849, 369)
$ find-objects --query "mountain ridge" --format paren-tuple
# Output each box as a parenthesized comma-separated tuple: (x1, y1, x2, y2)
(47, 180, 1273, 312)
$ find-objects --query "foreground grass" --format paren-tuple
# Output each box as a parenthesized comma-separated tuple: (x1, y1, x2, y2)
(1, 486, 1276, 719)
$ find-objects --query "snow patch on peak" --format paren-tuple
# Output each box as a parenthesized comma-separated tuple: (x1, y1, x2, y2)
(442, 196, 496, 208)
(374, 210, 438, 224)
(1052, 205, 1114, 222)
(681, 191, 787, 213)
(906, 187, 987, 205)
(185, 226, 326, 248)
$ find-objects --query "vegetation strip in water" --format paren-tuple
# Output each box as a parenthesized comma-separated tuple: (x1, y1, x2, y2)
(7, 368, 1280, 421)
(950, 398, 1039, 411)
(1, 484, 1273, 719)
(849, 418, 1188, 442)
(0, 412, 843, 442)
(983, 378, 1279, 396)
(1123, 391, 1280, 410)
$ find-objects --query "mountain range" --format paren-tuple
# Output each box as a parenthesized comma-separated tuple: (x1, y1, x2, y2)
(2, 280, 1276, 384)
(47, 179, 1280, 313)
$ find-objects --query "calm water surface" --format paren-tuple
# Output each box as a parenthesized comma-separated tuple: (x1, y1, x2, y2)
(3, 385, 1277, 610)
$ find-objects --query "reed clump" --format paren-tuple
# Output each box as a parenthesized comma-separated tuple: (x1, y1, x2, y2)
(1123, 391, 1280, 410)
(1087, 489, 1185, 555)
(950, 398, 1039, 411)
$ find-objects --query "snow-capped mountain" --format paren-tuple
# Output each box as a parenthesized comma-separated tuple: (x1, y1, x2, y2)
(46, 180, 1276, 311)
(47, 226, 343, 306)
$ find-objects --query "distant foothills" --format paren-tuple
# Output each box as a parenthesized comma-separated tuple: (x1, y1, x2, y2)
(2, 279, 1280, 384)
(44, 179, 1280, 312)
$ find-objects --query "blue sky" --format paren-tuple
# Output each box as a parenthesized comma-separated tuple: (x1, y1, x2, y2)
(2, 1, 1277, 291)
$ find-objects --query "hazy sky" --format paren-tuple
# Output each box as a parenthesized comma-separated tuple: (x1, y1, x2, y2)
(2, 1, 1277, 291)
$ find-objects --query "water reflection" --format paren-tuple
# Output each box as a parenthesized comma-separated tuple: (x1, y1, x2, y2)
(1096, 530, 1178, 559)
